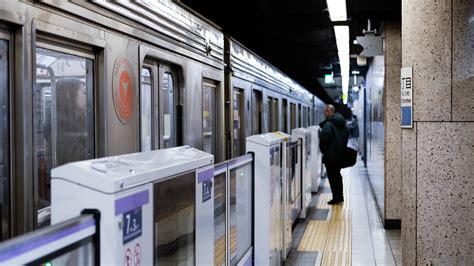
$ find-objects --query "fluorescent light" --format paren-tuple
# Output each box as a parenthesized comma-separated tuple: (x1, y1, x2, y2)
(327, 0, 347, 21)
(353, 85, 359, 92)
(334, 25, 350, 104)
(351, 70, 360, 75)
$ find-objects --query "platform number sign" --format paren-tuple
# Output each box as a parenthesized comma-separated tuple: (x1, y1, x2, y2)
(401, 67, 413, 128)
(123, 207, 142, 244)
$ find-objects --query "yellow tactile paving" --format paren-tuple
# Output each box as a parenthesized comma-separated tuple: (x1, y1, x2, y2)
(215, 225, 237, 265)
(214, 235, 225, 266)
(297, 221, 330, 251)
(297, 176, 352, 266)
(325, 221, 351, 251)
(321, 251, 351, 266)
(316, 193, 332, 209)
(329, 204, 352, 221)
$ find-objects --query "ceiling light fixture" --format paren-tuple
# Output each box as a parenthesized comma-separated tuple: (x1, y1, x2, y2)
(326, 0, 347, 21)
(334, 25, 350, 104)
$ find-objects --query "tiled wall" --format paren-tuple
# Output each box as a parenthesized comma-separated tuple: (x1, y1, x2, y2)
(402, 0, 474, 264)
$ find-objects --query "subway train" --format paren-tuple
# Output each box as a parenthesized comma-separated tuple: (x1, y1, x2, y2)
(0, 0, 326, 249)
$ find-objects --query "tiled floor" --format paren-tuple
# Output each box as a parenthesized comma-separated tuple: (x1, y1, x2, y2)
(285, 161, 402, 266)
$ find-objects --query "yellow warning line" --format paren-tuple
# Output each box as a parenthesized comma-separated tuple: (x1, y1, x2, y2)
(330, 205, 352, 221)
(321, 251, 351, 266)
(325, 221, 351, 252)
(297, 221, 330, 251)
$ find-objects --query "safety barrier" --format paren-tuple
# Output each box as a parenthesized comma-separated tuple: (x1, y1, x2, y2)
(0, 209, 100, 265)
(213, 153, 254, 266)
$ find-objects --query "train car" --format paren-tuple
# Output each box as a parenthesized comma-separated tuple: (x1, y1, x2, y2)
(0, 0, 226, 239)
(0, 0, 325, 246)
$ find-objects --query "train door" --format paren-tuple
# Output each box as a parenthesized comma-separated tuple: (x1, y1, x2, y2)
(290, 103, 296, 130)
(282, 98, 288, 133)
(34, 41, 95, 227)
(0, 30, 10, 240)
(202, 79, 217, 156)
(251, 89, 263, 134)
(233, 88, 245, 156)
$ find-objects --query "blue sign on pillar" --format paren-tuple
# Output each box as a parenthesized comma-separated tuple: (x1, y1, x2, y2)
(401, 67, 413, 128)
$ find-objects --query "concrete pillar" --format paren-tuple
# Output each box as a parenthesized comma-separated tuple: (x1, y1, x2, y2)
(383, 22, 402, 227)
(401, 0, 474, 264)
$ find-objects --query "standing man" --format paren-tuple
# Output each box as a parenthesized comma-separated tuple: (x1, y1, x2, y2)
(319, 104, 349, 204)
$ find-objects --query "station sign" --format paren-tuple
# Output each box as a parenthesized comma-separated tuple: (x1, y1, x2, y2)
(401, 67, 413, 128)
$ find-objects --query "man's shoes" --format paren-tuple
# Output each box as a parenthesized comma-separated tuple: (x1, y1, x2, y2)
(327, 199, 344, 205)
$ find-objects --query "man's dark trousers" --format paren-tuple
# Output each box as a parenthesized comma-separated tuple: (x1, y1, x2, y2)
(326, 163, 344, 201)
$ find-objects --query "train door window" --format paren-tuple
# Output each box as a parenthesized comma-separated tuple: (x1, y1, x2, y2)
(140, 67, 153, 151)
(251, 90, 262, 134)
(282, 98, 288, 133)
(298, 104, 302, 128)
(34, 44, 95, 226)
(308, 107, 312, 126)
(290, 103, 296, 130)
(267, 96, 274, 132)
(154, 171, 195, 265)
(302, 106, 307, 127)
(0, 31, 10, 240)
(233, 89, 245, 156)
(159, 65, 181, 149)
(202, 79, 217, 155)
(273, 98, 279, 131)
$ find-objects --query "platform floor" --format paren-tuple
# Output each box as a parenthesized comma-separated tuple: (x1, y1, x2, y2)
(285, 161, 402, 266)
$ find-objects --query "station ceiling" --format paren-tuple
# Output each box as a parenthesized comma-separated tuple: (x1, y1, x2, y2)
(177, 0, 401, 104)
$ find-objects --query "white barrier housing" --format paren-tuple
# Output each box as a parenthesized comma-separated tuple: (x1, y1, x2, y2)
(51, 146, 214, 265)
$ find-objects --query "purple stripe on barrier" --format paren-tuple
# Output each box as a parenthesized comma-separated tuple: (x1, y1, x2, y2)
(0, 219, 95, 262)
(214, 163, 227, 173)
(198, 167, 213, 183)
(228, 154, 253, 167)
(115, 190, 149, 215)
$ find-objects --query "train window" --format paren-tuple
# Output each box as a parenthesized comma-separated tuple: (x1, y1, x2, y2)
(140, 67, 153, 151)
(298, 104, 302, 128)
(302, 106, 308, 127)
(0, 34, 10, 240)
(282, 98, 288, 133)
(213, 170, 226, 266)
(202, 79, 217, 155)
(34, 46, 94, 226)
(154, 171, 195, 265)
(290, 103, 296, 130)
(229, 162, 253, 264)
(251, 90, 263, 134)
(233, 89, 245, 156)
(308, 107, 312, 126)
(159, 65, 181, 149)
(273, 98, 279, 131)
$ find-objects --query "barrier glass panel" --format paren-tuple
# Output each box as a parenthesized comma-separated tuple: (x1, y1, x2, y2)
(213, 163, 227, 266)
(229, 159, 253, 265)
(0, 214, 98, 265)
(154, 171, 195, 265)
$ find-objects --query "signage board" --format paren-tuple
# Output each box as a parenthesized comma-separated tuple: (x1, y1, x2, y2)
(401, 67, 413, 128)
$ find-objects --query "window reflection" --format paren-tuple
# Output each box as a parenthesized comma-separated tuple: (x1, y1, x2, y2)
(233, 90, 245, 156)
(162, 72, 174, 148)
(203, 81, 217, 155)
(214, 172, 226, 266)
(229, 163, 252, 265)
(141, 68, 152, 152)
(154, 171, 195, 265)
(34, 47, 93, 224)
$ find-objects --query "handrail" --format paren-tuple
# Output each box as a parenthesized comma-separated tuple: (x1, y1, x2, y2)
(0, 209, 100, 265)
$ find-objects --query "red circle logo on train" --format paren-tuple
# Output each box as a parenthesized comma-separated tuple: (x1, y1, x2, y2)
(113, 56, 134, 125)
